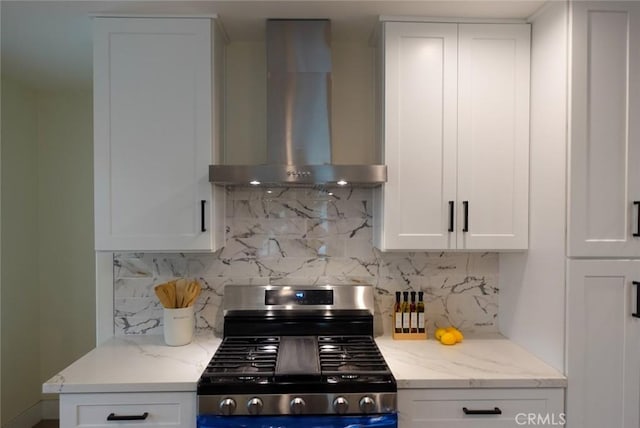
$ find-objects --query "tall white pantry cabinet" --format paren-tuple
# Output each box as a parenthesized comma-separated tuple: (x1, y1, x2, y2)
(375, 21, 530, 251)
(93, 17, 225, 252)
(567, 2, 640, 428)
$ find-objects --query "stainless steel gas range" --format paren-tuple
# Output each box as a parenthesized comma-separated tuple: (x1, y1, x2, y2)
(197, 284, 397, 428)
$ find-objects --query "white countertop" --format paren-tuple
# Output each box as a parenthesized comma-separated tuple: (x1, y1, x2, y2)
(43, 333, 565, 394)
(43, 334, 221, 394)
(375, 334, 566, 389)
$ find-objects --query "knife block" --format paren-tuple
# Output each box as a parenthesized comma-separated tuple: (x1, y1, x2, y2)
(392, 330, 428, 340)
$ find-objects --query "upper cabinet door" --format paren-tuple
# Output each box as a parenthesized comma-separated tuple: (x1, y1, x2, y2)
(376, 21, 530, 251)
(569, 2, 640, 257)
(380, 22, 458, 250)
(457, 24, 531, 250)
(93, 18, 225, 252)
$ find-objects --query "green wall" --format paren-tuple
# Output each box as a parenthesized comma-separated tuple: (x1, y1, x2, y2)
(1, 77, 95, 426)
(1, 77, 41, 425)
(36, 89, 95, 390)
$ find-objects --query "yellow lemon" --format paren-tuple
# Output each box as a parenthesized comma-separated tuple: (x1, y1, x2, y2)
(434, 328, 447, 340)
(440, 332, 457, 345)
(451, 329, 464, 343)
(445, 326, 458, 333)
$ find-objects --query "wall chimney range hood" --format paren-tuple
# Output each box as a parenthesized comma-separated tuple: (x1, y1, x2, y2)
(209, 19, 387, 187)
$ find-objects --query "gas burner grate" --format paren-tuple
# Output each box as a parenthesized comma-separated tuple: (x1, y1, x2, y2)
(202, 337, 279, 377)
(318, 336, 391, 377)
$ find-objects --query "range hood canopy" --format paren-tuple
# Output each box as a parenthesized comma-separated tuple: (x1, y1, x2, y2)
(209, 19, 387, 187)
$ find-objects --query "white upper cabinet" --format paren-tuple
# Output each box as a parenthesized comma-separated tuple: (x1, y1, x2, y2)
(376, 22, 458, 250)
(569, 2, 640, 258)
(93, 17, 225, 252)
(457, 24, 531, 250)
(375, 21, 530, 251)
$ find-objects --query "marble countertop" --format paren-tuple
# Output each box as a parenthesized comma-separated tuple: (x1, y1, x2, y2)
(375, 334, 566, 389)
(43, 333, 565, 394)
(42, 335, 221, 394)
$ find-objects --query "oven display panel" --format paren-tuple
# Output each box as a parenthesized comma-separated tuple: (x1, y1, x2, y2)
(265, 289, 333, 305)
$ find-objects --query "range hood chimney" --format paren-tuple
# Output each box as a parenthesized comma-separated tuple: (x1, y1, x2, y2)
(209, 19, 387, 187)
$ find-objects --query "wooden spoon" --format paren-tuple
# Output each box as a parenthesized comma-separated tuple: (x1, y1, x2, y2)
(154, 284, 172, 308)
(154, 281, 177, 308)
(166, 280, 178, 308)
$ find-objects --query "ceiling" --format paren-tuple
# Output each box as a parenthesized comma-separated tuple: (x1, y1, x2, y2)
(1, 0, 546, 90)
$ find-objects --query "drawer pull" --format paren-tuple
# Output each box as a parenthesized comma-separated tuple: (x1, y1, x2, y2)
(107, 412, 149, 421)
(462, 407, 502, 415)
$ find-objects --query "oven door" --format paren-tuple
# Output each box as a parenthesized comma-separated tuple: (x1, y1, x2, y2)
(197, 414, 398, 428)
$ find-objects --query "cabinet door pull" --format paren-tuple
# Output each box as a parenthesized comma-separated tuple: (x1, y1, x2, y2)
(201, 200, 207, 232)
(634, 201, 640, 237)
(462, 201, 469, 232)
(448, 201, 455, 232)
(633, 281, 640, 318)
(107, 412, 149, 421)
(462, 407, 502, 415)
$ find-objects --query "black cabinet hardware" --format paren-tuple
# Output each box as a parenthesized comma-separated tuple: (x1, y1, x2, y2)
(462, 201, 469, 232)
(634, 201, 640, 237)
(463, 407, 502, 415)
(633, 281, 640, 318)
(201, 200, 207, 232)
(448, 201, 455, 232)
(107, 412, 149, 421)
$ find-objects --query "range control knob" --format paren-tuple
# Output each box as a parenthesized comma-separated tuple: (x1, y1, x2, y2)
(359, 396, 376, 414)
(219, 398, 236, 416)
(247, 397, 263, 415)
(333, 396, 349, 414)
(290, 397, 306, 414)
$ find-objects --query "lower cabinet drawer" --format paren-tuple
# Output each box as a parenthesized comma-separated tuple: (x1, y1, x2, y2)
(60, 392, 196, 428)
(398, 388, 565, 428)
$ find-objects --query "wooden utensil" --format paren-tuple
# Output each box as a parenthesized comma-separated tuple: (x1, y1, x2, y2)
(154, 286, 171, 308)
(183, 280, 202, 307)
(175, 278, 188, 308)
(154, 281, 177, 308)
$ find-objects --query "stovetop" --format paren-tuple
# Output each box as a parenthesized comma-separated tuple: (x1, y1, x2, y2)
(197, 284, 396, 416)
(197, 335, 396, 395)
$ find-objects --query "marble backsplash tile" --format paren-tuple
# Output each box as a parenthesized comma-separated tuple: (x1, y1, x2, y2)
(114, 187, 498, 336)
